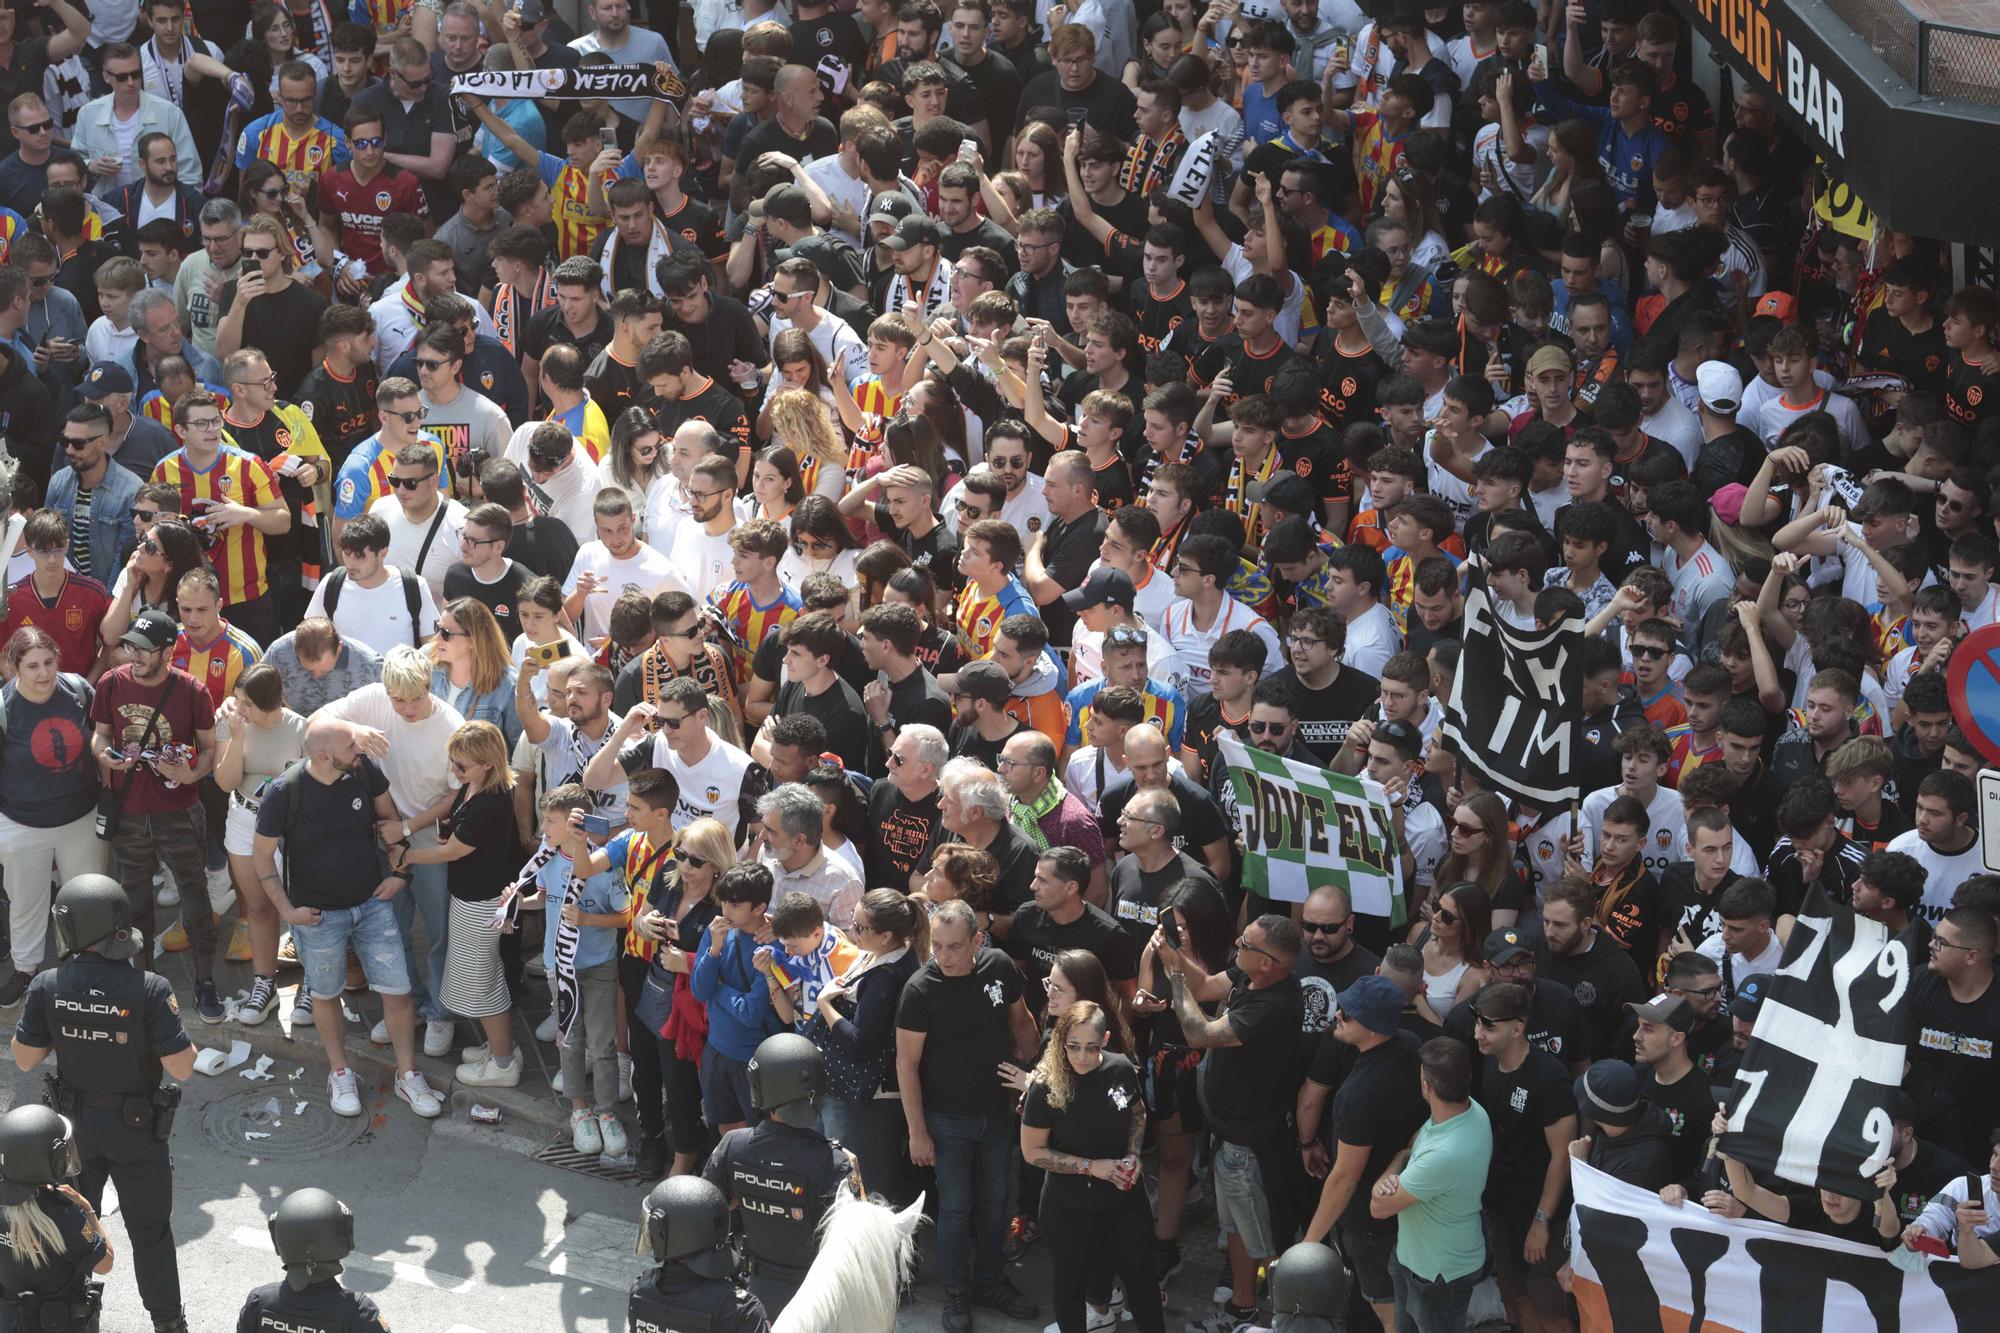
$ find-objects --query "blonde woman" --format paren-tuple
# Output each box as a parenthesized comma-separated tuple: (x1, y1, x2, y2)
(0, 1106, 114, 1307)
(769, 386, 848, 500)
(213, 662, 307, 1025)
(658, 816, 737, 1176)
(1020, 1001, 1163, 1333)
(400, 721, 522, 1088)
(431, 597, 522, 750)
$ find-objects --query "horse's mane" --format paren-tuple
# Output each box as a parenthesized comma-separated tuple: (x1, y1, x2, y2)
(770, 1181, 923, 1333)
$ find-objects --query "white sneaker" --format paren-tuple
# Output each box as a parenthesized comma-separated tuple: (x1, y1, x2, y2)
(552, 1071, 566, 1094)
(459, 1043, 490, 1065)
(156, 881, 181, 908)
(598, 1114, 629, 1157)
(327, 1068, 363, 1117)
(534, 1014, 558, 1043)
(618, 1052, 633, 1102)
(369, 1019, 391, 1046)
(570, 1108, 602, 1154)
(458, 1054, 521, 1088)
(1042, 1310, 1117, 1333)
(396, 1071, 443, 1118)
(424, 1020, 454, 1058)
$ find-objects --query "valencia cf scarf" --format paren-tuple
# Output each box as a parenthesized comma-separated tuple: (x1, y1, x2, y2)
(498, 840, 586, 1047)
(450, 65, 687, 130)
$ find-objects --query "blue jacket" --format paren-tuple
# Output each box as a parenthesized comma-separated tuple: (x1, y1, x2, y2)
(430, 662, 522, 751)
(108, 181, 204, 257)
(46, 462, 140, 579)
(691, 929, 784, 1062)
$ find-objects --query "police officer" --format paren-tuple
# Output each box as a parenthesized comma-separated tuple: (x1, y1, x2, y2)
(1264, 1240, 1348, 1333)
(629, 1176, 769, 1333)
(235, 1188, 391, 1333)
(0, 1105, 114, 1332)
(701, 1033, 855, 1319)
(10, 875, 195, 1333)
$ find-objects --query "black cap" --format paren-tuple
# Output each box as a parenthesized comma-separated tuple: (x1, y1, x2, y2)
(1062, 567, 1138, 612)
(1574, 1060, 1646, 1128)
(1248, 471, 1317, 513)
(1731, 975, 1766, 1021)
(1627, 993, 1695, 1033)
(119, 607, 178, 652)
(881, 215, 945, 251)
(867, 192, 918, 229)
(1484, 928, 1532, 964)
(939, 659, 1012, 705)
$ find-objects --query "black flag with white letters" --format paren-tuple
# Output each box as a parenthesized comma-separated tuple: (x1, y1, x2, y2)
(1439, 558, 1582, 809)
(1720, 885, 1922, 1201)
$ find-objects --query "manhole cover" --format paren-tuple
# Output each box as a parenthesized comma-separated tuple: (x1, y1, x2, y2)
(201, 1084, 372, 1160)
(533, 1141, 647, 1185)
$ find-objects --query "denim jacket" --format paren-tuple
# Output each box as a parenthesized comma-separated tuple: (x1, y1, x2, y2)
(46, 462, 139, 578)
(430, 663, 522, 750)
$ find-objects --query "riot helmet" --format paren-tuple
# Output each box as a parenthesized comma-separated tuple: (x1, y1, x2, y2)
(1268, 1240, 1349, 1318)
(52, 874, 142, 961)
(0, 1106, 78, 1206)
(639, 1176, 733, 1279)
(268, 1188, 356, 1290)
(747, 1032, 824, 1125)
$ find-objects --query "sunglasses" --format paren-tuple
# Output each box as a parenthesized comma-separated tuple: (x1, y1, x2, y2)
(60, 434, 99, 449)
(435, 626, 466, 640)
(388, 407, 427, 424)
(137, 539, 160, 554)
(28, 544, 65, 556)
(1434, 908, 1459, 925)
(352, 135, 385, 150)
(414, 357, 453, 372)
(679, 851, 708, 870)
(257, 187, 283, 200)
(1301, 919, 1349, 934)
(134, 510, 165, 521)
(12, 119, 51, 134)
(243, 246, 278, 260)
(107, 67, 142, 82)
(1234, 934, 1277, 961)
(1246, 720, 1288, 736)
(1453, 822, 1486, 835)
(1630, 644, 1669, 660)
(1062, 1041, 1104, 1056)
(388, 474, 436, 490)
(952, 498, 985, 515)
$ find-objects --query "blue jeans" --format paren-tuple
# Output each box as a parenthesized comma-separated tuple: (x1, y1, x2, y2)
(1389, 1255, 1482, 1333)
(926, 1110, 1012, 1290)
(293, 898, 410, 1000)
(391, 860, 449, 1022)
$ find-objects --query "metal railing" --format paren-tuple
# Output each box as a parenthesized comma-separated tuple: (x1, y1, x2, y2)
(1813, 0, 2000, 107)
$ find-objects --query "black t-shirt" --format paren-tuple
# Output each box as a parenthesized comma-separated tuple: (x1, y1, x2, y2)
(1541, 929, 1648, 1061)
(1056, 188, 1148, 268)
(443, 560, 530, 646)
(664, 297, 768, 410)
(1035, 507, 1107, 644)
(1443, 977, 1588, 1066)
(789, 13, 870, 96)
(1860, 315, 1949, 397)
(1192, 334, 1297, 403)
(1108, 850, 1220, 952)
(773, 675, 870, 773)
(948, 49, 1023, 148)
(217, 280, 331, 398)
(736, 117, 839, 197)
(1656, 867, 1741, 957)
(297, 360, 380, 466)
(1595, 865, 1666, 969)
(895, 948, 1023, 1117)
(439, 785, 518, 902)
(658, 377, 754, 454)
(1325, 1029, 1427, 1230)
(939, 215, 1018, 270)
(1097, 772, 1228, 864)
(1788, 1196, 1897, 1249)
(1006, 901, 1136, 1012)
(1022, 1053, 1144, 1211)
(865, 779, 944, 891)
(949, 718, 1025, 772)
(885, 665, 951, 733)
(521, 306, 612, 367)
(585, 346, 645, 423)
(870, 503, 961, 589)
(1015, 67, 1136, 133)
(1295, 944, 1382, 1034)
(958, 823, 1039, 914)
(1477, 1046, 1577, 1205)
(254, 757, 391, 910)
(1638, 1062, 1717, 1188)
(1909, 969, 2000, 1156)
(1267, 663, 1379, 764)
(1201, 970, 1306, 1144)
(505, 515, 580, 583)
(751, 625, 872, 697)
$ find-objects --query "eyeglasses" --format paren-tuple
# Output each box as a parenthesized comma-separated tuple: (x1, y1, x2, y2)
(181, 416, 223, 432)
(1171, 562, 1199, 576)
(461, 533, 504, 548)
(1105, 627, 1146, 647)
(414, 357, 453, 372)
(1246, 720, 1288, 736)
(1932, 937, 1981, 954)
(242, 246, 278, 261)
(1630, 644, 1668, 660)
(794, 537, 838, 555)
(28, 544, 64, 557)
(1301, 918, 1349, 935)
(686, 487, 731, 503)
(1286, 635, 1324, 648)
(27, 273, 52, 288)
(388, 407, 428, 424)
(1117, 812, 1162, 826)
(995, 756, 1026, 770)
(11, 120, 51, 134)
(397, 70, 431, 88)
(352, 135, 385, 150)
(659, 626, 700, 642)
(1667, 984, 1722, 1000)
(279, 93, 315, 107)
(236, 372, 278, 391)
(387, 474, 436, 490)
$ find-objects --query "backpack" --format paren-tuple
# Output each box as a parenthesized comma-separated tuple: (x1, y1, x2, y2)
(320, 567, 426, 647)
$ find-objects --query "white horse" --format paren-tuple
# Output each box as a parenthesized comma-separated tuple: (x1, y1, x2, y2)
(770, 1184, 925, 1333)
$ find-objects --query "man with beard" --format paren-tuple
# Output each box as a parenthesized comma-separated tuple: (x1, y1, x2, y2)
(1441, 928, 1587, 1071)
(865, 724, 950, 893)
(520, 658, 626, 829)
(1629, 993, 1719, 1194)
(1539, 877, 1648, 1062)
(1294, 884, 1380, 1030)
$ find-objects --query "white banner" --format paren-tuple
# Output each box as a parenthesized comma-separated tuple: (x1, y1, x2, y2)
(1569, 1159, 2000, 1331)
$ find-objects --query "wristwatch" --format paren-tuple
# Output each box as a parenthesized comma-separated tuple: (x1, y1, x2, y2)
(1533, 1209, 1549, 1223)
(401, 820, 412, 841)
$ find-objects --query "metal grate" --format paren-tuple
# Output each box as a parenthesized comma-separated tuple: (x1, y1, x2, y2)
(533, 1140, 650, 1184)
(1920, 22, 2000, 106)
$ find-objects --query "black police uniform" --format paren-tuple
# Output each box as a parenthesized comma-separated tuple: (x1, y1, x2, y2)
(0, 1190, 107, 1332)
(235, 1279, 390, 1333)
(15, 954, 190, 1325)
(701, 1120, 853, 1315)
(627, 1265, 771, 1333)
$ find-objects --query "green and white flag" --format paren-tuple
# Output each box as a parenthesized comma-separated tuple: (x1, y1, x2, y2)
(1219, 734, 1407, 925)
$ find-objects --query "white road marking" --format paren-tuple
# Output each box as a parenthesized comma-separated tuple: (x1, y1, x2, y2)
(230, 1226, 482, 1293)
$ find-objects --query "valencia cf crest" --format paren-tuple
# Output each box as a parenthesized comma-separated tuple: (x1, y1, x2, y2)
(306, 144, 323, 163)
(1294, 458, 1313, 477)
(275, 428, 292, 448)
(481, 371, 495, 390)
(210, 660, 224, 675)
(1970, 386, 1985, 406)
(1026, 517, 1041, 532)
(652, 67, 688, 101)
(218, 474, 233, 490)
(704, 785, 720, 803)
(1630, 156, 1644, 173)
(375, 191, 393, 210)
(816, 27, 832, 45)
(1341, 377, 1357, 395)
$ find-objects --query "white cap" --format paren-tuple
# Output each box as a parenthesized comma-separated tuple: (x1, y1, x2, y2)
(1696, 361, 1743, 415)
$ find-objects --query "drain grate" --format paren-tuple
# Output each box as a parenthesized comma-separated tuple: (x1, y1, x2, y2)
(202, 1085, 372, 1160)
(533, 1141, 650, 1185)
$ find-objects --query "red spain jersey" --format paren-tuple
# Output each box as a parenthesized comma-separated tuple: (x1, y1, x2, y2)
(318, 165, 429, 268)
(707, 580, 801, 683)
(1350, 111, 1408, 217)
(0, 574, 110, 675)
(151, 446, 281, 604)
(171, 621, 263, 709)
(538, 151, 610, 261)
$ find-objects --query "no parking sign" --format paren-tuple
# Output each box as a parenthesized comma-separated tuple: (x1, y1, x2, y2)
(1946, 624, 2000, 766)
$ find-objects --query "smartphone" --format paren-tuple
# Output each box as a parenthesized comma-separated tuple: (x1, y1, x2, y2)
(528, 638, 572, 665)
(599, 124, 618, 149)
(581, 813, 612, 837)
(1531, 43, 1549, 77)
(958, 136, 978, 164)
(1910, 1232, 1951, 1258)
(1160, 906, 1181, 950)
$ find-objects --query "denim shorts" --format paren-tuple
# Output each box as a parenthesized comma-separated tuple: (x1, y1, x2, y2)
(1212, 1139, 1275, 1258)
(293, 898, 410, 1000)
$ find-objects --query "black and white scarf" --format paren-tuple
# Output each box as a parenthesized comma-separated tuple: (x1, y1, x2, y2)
(449, 65, 687, 131)
(498, 840, 586, 1047)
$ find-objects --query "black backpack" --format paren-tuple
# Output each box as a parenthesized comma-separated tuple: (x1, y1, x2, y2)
(319, 567, 426, 648)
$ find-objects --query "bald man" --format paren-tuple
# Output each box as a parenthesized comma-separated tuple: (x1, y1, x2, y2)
(1095, 724, 1232, 882)
(1000, 729, 1109, 903)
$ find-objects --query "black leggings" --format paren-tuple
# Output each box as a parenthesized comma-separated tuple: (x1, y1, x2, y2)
(618, 955, 668, 1142)
(1039, 1188, 1163, 1333)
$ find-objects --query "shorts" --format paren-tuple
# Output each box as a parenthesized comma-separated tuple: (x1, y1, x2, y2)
(1483, 1204, 1568, 1320)
(1212, 1139, 1275, 1259)
(700, 1044, 755, 1127)
(223, 793, 261, 858)
(1337, 1220, 1396, 1305)
(293, 898, 411, 1000)
(1148, 1043, 1205, 1136)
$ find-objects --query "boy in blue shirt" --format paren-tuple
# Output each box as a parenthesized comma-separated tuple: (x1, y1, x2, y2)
(535, 784, 631, 1158)
(691, 862, 785, 1134)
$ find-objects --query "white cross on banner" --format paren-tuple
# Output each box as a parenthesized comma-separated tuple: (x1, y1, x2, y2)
(1721, 884, 1923, 1199)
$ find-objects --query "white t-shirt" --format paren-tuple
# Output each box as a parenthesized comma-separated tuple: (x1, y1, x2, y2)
(85, 316, 137, 366)
(942, 472, 1050, 539)
(1342, 602, 1402, 679)
(509, 629, 590, 707)
(1886, 828, 1986, 925)
(303, 563, 440, 656)
(503, 422, 597, 543)
(1696, 929, 1783, 987)
(1161, 595, 1282, 697)
(562, 540, 684, 643)
(801, 155, 871, 249)
(1424, 435, 1491, 534)
(777, 546, 859, 594)
(668, 522, 736, 605)
(537, 714, 628, 829)
(1751, 386, 1870, 457)
(321, 684, 465, 835)
(633, 730, 757, 840)
(1579, 782, 1688, 879)
(366, 496, 467, 607)
(1643, 397, 1704, 469)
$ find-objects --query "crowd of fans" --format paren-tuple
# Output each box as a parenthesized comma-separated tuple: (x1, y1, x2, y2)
(0, 0, 1998, 1327)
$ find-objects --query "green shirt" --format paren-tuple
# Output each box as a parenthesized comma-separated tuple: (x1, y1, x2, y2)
(1395, 1101, 1492, 1283)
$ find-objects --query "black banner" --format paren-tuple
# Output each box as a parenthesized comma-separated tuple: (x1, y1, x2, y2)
(1439, 560, 1583, 810)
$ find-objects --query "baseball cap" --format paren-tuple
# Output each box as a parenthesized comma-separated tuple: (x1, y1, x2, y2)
(1711, 483, 1748, 526)
(1753, 292, 1797, 323)
(881, 215, 945, 251)
(120, 607, 178, 652)
(866, 192, 918, 230)
(1731, 975, 1766, 1021)
(1062, 567, 1137, 613)
(1526, 344, 1572, 378)
(939, 659, 1012, 705)
(1333, 975, 1403, 1036)
(514, 0, 544, 23)
(80, 361, 135, 400)
(1626, 992, 1695, 1033)
(1248, 472, 1316, 513)
(1574, 1060, 1646, 1128)
(1484, 928, 1532, 964)
(1696, 361, 1743, 414)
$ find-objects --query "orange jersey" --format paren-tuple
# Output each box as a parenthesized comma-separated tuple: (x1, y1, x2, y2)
(1002, 689, 1068, 748)
(708, 581, 802, 683)
(151, 446, 281, 604)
